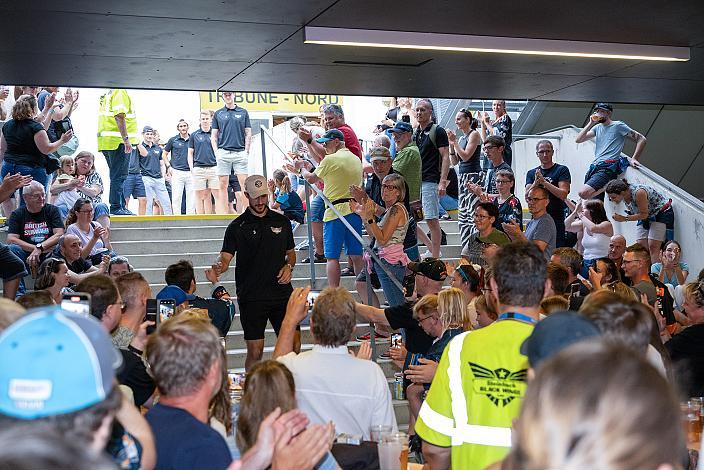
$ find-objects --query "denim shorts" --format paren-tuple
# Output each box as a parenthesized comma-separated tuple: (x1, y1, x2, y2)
(323, 214, 363, 259)
(309, 193, 326, 223)
(123, 173, 146, 198)
(421, 181, 440, 220)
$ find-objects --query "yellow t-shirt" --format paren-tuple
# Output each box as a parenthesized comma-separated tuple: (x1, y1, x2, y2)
(314, 148, 362, 222)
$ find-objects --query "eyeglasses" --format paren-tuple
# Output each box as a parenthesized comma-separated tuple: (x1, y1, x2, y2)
(417, 314, 435, 325)
(381, 184, 398, 191)
(78, 208, 94, 213)
(474, 214, 491, 220)
(483, 145, 498, 150)
(526, 197, 547, 202)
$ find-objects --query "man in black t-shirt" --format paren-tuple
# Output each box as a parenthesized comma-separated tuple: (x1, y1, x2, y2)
(208, 175, 297, 371)
(7, 181, 64, 295)
(413, 99, 450, 258)
(525, 140, 571, 248)
(56, 234, 106, 287)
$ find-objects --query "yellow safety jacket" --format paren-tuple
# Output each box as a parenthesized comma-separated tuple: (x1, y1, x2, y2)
(415, 318, 534, 469)
(97, 89, 139, 151)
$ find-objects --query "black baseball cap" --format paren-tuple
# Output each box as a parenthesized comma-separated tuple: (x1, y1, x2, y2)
(407, 258, 447, 281)
(520, 311, 601, 368)
(593, 102, 613, 112)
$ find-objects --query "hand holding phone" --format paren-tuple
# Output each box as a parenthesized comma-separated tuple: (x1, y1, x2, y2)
(61, 293, 91, 317)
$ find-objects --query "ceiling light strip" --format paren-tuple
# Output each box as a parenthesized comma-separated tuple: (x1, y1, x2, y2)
(304, 27, 690, 62)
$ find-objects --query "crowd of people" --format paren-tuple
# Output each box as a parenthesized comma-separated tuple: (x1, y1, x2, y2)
(1, 88, 702, 470)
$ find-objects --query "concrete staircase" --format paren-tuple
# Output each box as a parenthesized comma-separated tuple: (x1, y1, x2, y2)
(1, 214, 462, 431)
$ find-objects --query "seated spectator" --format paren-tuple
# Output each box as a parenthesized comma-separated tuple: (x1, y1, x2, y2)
(503, 186, 556, 260)
(55, 234, 109, 286)
(544, 262, 570, 299)
(273, 286, 397, 440)
(65, 198, 114, 265)
(605, 179, 673, 263)
(76, 275, 155, 408)
(269, 169, 304, 224)
(156, 285, 193, 316)
(539, 295, 569, 315)
(144, 314, 232, 469)
(114, 272, 152, 349)
(51, 151, 111, 229)
(6, 181, 64, 295)
(34, 257, 70, 304)
(651, 240, 688, 287)
(107, 256, 132, 279)
(666, 280, 704, 397)
(623, 244, 676, 325)
(352, 172, 410, 307)
(0, 308, 155, 469)
(474, 294, 498, 328)
(405, 288, 467, 452)
(16, 290, 55, 309)
(585, 256, 621, 291)
(461, 201, 510, 266)
(551, 247, 590, 310)
(565, 199, 613, 276)
(49, 155, 76, 204)
(508, 342, 683, 470)
(0, 298, 26, 332)
(448, 263, 482, 329)
(236, 360, 336, 467)
(166, 260, 233, 336)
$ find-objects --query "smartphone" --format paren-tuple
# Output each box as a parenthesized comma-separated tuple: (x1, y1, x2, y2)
(655, 287, 666, 315)
(61, 293, 91, 317)
(145, 299, 158, 334)
(391, 333, 402, 348)
(402, 115, 411, 123)
(307, 290, 321, 307)
(158, 298, 175, 324)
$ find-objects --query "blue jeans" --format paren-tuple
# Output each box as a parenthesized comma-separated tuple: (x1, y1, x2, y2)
(438, 194, 459, 217)
(374, 257, 406, 307)
(57, 202, 110, 221)
(102, 145, 133, 212)
(7, 244, 35, 297)
(1, 162, 48, 207)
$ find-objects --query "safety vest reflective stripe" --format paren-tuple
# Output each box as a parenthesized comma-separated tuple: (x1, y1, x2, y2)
(97, 131, 139, 138)
(418, 401, 454, 436)
(97, 111, 136, 119)
(448, 331, 471, 437)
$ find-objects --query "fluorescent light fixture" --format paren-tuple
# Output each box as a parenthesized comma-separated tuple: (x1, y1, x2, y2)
(304, 27, 690, 62)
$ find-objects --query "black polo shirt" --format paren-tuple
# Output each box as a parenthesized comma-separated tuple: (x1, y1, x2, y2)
(221, 208, 294, 302)
(211, 105, 251, 151)
(414, 123, 449, 184)
(165, 135, 190, 171)
(189, 129, 216, 167)
(384, 302, 434, 354)
(139, 142, 163, 179)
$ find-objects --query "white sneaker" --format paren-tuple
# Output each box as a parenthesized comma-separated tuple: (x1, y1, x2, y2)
(421, 250, 442, 259)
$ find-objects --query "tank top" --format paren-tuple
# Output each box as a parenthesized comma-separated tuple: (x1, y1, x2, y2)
(458, 130, 482, 174)
(377, 202, 409, 247)
(581, 228, 610, 260)
(628, 184, 669, 218)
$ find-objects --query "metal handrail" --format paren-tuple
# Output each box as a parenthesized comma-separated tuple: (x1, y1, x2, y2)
(533, 124, 704, 212)
(513, 134, 562, 140)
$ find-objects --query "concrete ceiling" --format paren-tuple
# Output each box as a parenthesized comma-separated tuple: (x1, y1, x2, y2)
(4, 1, 704, 104)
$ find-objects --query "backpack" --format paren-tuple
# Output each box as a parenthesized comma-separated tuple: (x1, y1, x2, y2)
(414, 123, 438, 150)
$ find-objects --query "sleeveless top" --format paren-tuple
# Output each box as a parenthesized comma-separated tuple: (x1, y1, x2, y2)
(458, 130, 482, 174)
(377, 202, 409, 247)
(581, 229, 610, 260)
(628, 184, 669, 218)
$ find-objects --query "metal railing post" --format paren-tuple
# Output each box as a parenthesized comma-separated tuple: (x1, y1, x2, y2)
(304, 184, 317, 289)
(260, 128, 267, 177)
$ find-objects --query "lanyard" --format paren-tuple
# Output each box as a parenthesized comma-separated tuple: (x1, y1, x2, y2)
(497, 312, 538, 325)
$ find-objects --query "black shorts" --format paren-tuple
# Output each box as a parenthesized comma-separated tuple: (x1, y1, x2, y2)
(237, 298, 297, 341)
(0, 243, 27, 281)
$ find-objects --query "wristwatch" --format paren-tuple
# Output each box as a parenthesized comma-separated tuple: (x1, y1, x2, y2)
(35, 243, 43, 252)
(306, 137, 313, 144)
(367, 218, 375, 225)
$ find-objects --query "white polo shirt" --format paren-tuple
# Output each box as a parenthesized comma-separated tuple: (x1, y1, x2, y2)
(278, 345, 397, 440)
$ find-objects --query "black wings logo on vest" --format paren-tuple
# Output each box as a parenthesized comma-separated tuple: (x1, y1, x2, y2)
(468, 362, 527, 407)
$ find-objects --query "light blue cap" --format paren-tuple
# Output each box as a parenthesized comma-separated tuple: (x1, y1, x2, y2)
(0, 308, 122, 419)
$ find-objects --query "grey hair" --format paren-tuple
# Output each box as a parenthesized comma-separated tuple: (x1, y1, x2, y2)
(22, 180, 45, 197)
(289, 116, 305, 132)
(323, 104, 344, 118)
(373, 134, 391, 148)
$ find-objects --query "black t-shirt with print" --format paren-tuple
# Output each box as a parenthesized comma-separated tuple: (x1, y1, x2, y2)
(221, 208, 294, 301)
(8, 204, 63, 248)
(414, 123, 449, 184)
(526, 163, 571, 227)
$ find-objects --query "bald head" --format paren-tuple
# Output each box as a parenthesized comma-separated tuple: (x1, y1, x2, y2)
(61, 233, 82, 262)
(609, 235, 627, 261)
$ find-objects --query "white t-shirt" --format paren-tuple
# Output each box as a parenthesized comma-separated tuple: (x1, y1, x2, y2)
(278, 345, 397, 440)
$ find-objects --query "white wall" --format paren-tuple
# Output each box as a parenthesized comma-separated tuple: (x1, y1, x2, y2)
(513, 126, 704, 278)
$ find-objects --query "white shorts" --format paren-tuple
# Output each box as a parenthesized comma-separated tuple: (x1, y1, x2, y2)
(215, 148, 248, 176)
(635, 221, 667, 242)
(192, 166, 219, 190)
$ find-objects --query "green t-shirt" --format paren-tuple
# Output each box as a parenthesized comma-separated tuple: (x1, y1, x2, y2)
(315, 148, 362, 222)
(392, 143, 422, 201)
(97, 89, 139, 151)
(415, 320, 533, 469)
